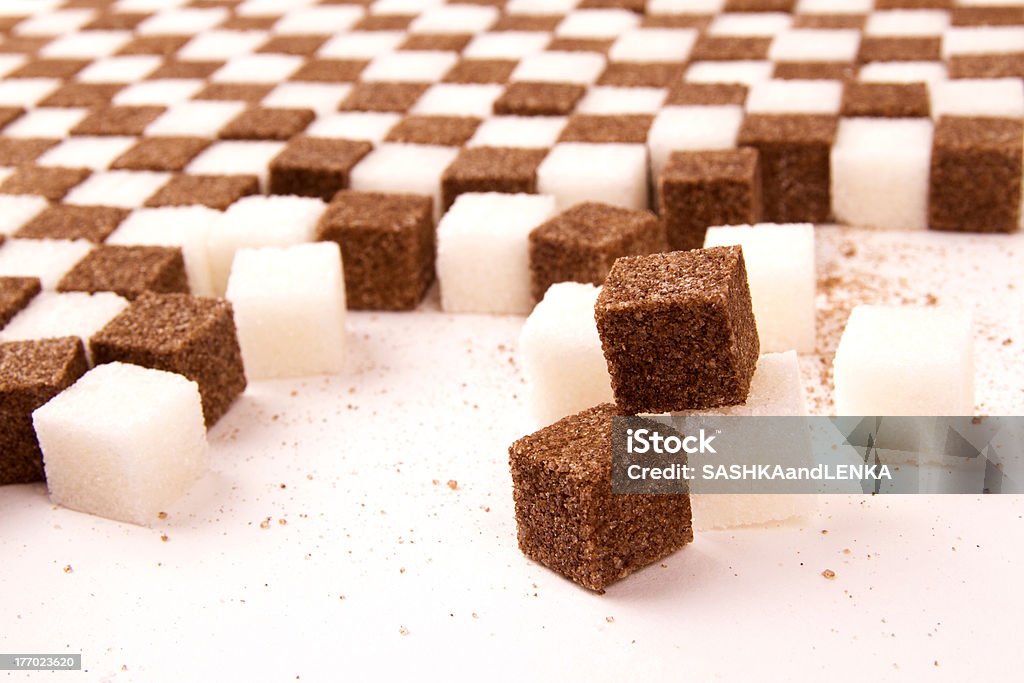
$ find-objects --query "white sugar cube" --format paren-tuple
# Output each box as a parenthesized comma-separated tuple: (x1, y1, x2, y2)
(858, 61, 947, 84)
(703, 224, 816, 354)
(36, 137, 138, 172)
(467, 116, 566, 149)
(63, 171, 170, 209)
(796, 0, 871, 13)
(648, 0, 724, 12)
(272, 6, 364, 35)
(555, 10, 639, 39)
(506, 0, 580, 13)
(360, 51, 459, 83)
(834, 305, 974, 415)
(0, 195, 48, 236)
(0, 292, 128, 364)
(1, 108, 88, 139)
(0, 239, 93, 289)
(15, 9, 94, 36)
(113, 79, 205, 106)
(930, 79, 1024, 119)
(577, 87, 667, 115)
(0, 55, 26, 79)
(511, 52, 606, 85)
(770, 30, 861, 63)
(0, 0, 59, 16)
(40, 31, 133, 59)
(33, 362, 208, 527)
(709, 12, 792, 37)
(306, 112, 401, 143)
(608, 28, 698, 63)
(0, 79, 60, 107)
(349, 144, 459, 221)
(746, 80, 843, 115)
(865, 10, 949, 37)
(145, 101, 247, 137)
(207, 195, 326, 296)
(137, 8, 228, 35)
(262, 83, 351, 117)
(537, 143, 648, 211)
(463, 32, 551, 60)
(687, 351, 807, 418)
(76, 56, 162, 83)
(519, 282, 613, 427)
(685, 60, 773, 86)
(410, 84, 503, 118)
(437, 192, 556, 315)
(107, 206, 220, 297)
(831, 118, 934, 231)
(409, 5, 499, 34)
(648, 105, 744, 180)
(943, 27, 1024, 58)
(318, 31, 406, 59)
(178, 30, 268, 61)
(211, 55, 303, 84)
(226, 242, 346, 380)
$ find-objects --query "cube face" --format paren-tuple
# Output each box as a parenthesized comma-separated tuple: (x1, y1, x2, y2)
(57, 245, 189, 300)
(15, 205, 128, 243)
(0, 292, 129, 364)
(90, 293, 248, 426)
(833, 305, 974, 416)
(349, 144, 458, 222)
(0, 276, 41, 328)
(493, 82, 586, 117)
(595, 247, 760, 413)
(268, 136, 373, 201)
(509, 403, 694, 592)
(0, 238, 94, 290)
(226, 243, 346, 380)
(33, 362, 207, 526)
(647, 105, 745, 180)
(537, 143, 649, 211)
(144, 174, 260, 211)
(441, 146, 548, 211)
(0, 337, 87, 485)
(316, 191, 435, 311)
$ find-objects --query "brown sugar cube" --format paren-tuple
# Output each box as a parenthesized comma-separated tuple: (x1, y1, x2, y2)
(659, 148, 762, 251)
(952, 6, 1024, 26)
(491, 14, 561, 32)
(0, 107, 24, 131)
(38, 83, 124, 108)
(547, 37, 614, 54)
(0, 277, 41, 329)
(144, 174, 259, 210)
(841, 82, 931, 118)
(316, 190, 435, 311)
(509, 403, 694, 593)
(665, 81, 748, 106)
(0, 37, 51, 55)
(738, 114, 837, 223)
(791, 14, 867, 30)
(57, 245, 189, 300)
(83, 12, 150, 31)
(0, 337, 88, 485)
(268, 136, 373, 201)
(194, 83, 275, 102)
(218, 106, 315, 141)
(725, 0, 794, 9)
(289, 58, 368, 82)
(70, 105, 166, 136)
(595, 246, 760, 413)
(773, 62, 857, 80)
(353, 13, 415, 31)
(0, 138, 58, 165)
(219, 15, 277, 31)
(580, 0, 645, 9)
(7, 58, 90, 79)
(0, 166, 91, 202)
(110, 137, 211, 172)
(440, 146, 548, 210)
(949, 53, 1024, 80)
(641, 14, 713, 30)
(493, 82, 586, 116)
(90, 292, 247, 426)
(339, 82, 428, 113)
(400, 33, 473, 52)
(691, 36, 772, 61)
(857, 37, 942, 63)
(117, 35, 190, 56)
(929, 116, 1024, 234)
(147, 60, 223, 80)
(16, 205, 129, 243)
(528, 202, 667, 302)
(558, 114, 654, 144)
(874, 0, 951, 8)
(258, 35, 329, 56)
(443, 58, 518, 84)
(385, 115, 482, 147)
(596, 62, 683, 88)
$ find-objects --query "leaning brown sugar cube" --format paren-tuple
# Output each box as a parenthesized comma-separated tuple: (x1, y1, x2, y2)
(0, 277, 41, 328)
(659, 148, 762, 251)
(493, 82, 586, 116)
(15, 205, 129, 243)
(738, 114, 837, 224)
(528, 202, 667, 302)
(89, 292, 247, 426)
(440, 146, 548, 210)
(929, 116, 1024, 234)
(385, 115, 483, 147)
(144, 174, 259, 210)
(840, 82, 931, 118)
(268, 136, 374, 201)
(557, 114, 654, 144)
(57, 245, 189, 300)
(218, 106, 315, 141)
(0, 337, 87, 485)
(509, 403, 694, 593)
(595, 246, 760, 413)
(316, 190, 435, 311)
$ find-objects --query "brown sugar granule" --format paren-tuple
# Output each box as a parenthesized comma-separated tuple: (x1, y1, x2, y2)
(665, 81, 748, 106)
(145, 174, 259, 210)
(0, 138, 58, 166)
(0, 337, 88, 485)
(317, 191, 435, 311)
(952, 6, 1024, 26)
(38, 83, 124, 108)
(547, 38, 614, 54)
(111, 137, 211, 172)
(16, 205, 129, 243)
(447, 480, 458, 490)
(117, 35, 191, 57)
(691, 36, 772, 61)
(773, 61, 857, 80)
(857, 36, 942, 63)
(90, 292, 248, 426)
(57, 245, 189, 301)
(597, 62, 683, 88)
(385, 115, 482, 147)
(440, 146, 548, 210)
(443, 58, 518, 84)
(529, 202, 667, 302)
(268, 136, 373, 201)
(70, 105, 166, 136)
(491, 14, 561, 32)
(738, 114, 837, 223)
(0, 277, 41, 329)
(147, 60, 223, 80)
(558, 114, 654, 144)
(509, 403, 694, 592)
(6, 58, 90, 79)
(258, 35, 329, 56)
(218, 106, 315, 141)
(0, 107, 23, 131)
(595, 246, 760, 413)
(791, 14, 867, 30)
(339, 82, 428, 113)
(841, 82, 931, 118)
(0, 166, 91, 202)
(822, 569, 836, 579)
(353, 13, 415, 31)
(929, 116, 1023, 234)
(659, 148, 762, 251)
(194, 83, 275, 103)
(289, 58, 368, 83)
(493, 82, 586, 116)
(400, 33, 473, 52)
(949, 53, 1024, 79)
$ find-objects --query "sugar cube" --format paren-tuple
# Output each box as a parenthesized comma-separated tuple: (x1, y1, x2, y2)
(36, 137, 138, 172)
(136, 8, 229, 35)
(0, 195, 49, 236)
(0, 292, 129, 364)
(746, 80, 843, 115)
(537, 143, 649, 211)
(709, 12, 792, 37)
(178, 30, 269, 61)
(349, 144, 459, 222)
(360, 51, 459, 84)
(685, 60, 775, 86)
(39, 31, 132, 59)
(555, 10, 640, 39)
(409, 5, 499, 34)
(410, 84, 503, 118)
(184, 140, 286, 192)
(306, 112, 401, 143)
(76, 56, 162, 83)
(462, 32, 551, 60)
(211, 55, 304, 84)
(930, 79, 1024, 119)
(0, 239, 94, 289)
(0, 79, 60, 107)
(113, 79, 205, 106)
(272, 6, 364, 35)
(2, 108, 86, 139)
(145, 101, 247, 138)
(576, 87, 667, 115)
(511, 52, 607, 85)
(647, 105, 745, 181)
(467, 116, 566, 149)
(62, 171, 170, 209)
(858, 61, 947, 84)
(317, 32, 406, 59)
